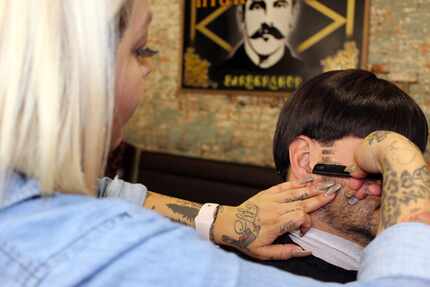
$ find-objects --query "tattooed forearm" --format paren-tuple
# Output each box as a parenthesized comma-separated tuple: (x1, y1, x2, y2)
(166, 202, 201, 226)
(143, 192, 204, 227)
(361, 131, 430, 229)
(380, 159, 400, 228)
(221, 203, 261, 252)
(386, 140, 420, 165)
(381, 159, 430, 228)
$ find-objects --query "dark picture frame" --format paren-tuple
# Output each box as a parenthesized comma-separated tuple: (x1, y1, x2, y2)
(179, 0, 370, 96)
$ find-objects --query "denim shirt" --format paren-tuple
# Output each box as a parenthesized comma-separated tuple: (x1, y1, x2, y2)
(1, 173, 430, 287)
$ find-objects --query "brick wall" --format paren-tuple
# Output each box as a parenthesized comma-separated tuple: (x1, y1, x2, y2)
(124, 0, 430, 167)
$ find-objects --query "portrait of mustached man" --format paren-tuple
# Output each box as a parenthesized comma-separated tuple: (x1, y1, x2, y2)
(210, 0, 305, 87)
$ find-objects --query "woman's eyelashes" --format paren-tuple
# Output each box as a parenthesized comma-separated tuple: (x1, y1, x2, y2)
(134, 47, 158, 58)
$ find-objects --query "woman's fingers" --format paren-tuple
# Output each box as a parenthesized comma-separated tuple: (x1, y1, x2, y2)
(275, 186, 338, 228)
(300, 214, 312, 235)
(255, 244, 312, 260)
(272, 178, 343, 203)
(300, 189, 338, 213)
(272, 186, 322, 203)
(268, 177, 314, 194)
(278, 210, 310, 233)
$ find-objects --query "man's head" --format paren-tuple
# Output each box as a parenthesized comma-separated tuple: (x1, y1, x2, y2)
(239, 0, 298, 59)
(273, 69, 428, 244)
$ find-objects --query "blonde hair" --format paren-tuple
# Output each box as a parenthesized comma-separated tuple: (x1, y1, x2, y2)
(0, 0, 127, 201)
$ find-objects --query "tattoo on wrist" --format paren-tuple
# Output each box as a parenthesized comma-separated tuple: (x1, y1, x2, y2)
(221, 203, 261, 251)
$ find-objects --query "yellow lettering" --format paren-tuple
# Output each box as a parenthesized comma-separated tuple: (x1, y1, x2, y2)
(195, 0, 243, 8)
(231, 75, 238, 86)
(269, 76, 278, 90)
(246, 75, 254, 90)
(238, 75, 246, 87)
(286, 76, 294, 88)
(295, 77, 303, 89)
(278, 76, 286, 89)
(195, 0, 206, 8)
(224, 75, 232, 87)
(262, 76, 269, 88)
(254, 76, 262, 88)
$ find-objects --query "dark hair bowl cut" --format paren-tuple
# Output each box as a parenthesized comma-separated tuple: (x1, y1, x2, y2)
(273, 69, 429, 180)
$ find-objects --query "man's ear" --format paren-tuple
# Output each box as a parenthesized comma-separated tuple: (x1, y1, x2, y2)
(289, 135, 314, 179)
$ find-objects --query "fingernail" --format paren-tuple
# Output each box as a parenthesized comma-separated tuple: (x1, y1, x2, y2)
(344, 190, 355, 198)
(299, 176, 314, 184)
(325, 184, 342, 197)
(348, 196, 359, 205)
(318, 181, 336, 191)
(344, 164, 357, 173)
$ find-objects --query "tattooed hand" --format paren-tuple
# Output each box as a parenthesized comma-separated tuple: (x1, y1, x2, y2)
(211, 178, 338, 260)
(348, 131, 430, 232)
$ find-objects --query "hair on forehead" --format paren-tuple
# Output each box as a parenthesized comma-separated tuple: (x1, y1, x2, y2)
(241, 0, 298, 20)
(273, 69, 429, 180)
(243, 0, 298, 8)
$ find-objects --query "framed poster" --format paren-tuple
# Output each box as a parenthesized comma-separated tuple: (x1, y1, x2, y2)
(180, 0, 370, 94)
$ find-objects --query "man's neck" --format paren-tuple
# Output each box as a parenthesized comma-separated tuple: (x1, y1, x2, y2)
(243, 39, 285, 69)
(288, 173, 372, 247)
(311, 217, 370, 247)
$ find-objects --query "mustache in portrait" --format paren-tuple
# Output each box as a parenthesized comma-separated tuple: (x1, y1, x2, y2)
(250, 23, 285, 40)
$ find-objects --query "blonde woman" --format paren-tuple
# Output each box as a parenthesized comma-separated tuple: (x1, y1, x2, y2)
(0, 0, 429, 286)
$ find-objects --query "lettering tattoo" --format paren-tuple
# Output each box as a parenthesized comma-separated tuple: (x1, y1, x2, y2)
(321, 141, 335, 163)
(296, 192, 309, 201)
(283, 207, 302, 214)
(286, 193, 309, 202)
(166, 202, 200, 226)
(222, 203, 261, 251)
(381, 159, 430, 228)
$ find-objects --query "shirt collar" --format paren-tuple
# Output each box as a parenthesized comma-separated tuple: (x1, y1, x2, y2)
(289, 228, 363, 271)
(0, 172, 41, 209)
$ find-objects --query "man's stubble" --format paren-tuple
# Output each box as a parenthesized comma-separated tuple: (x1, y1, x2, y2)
(313, 188, 380, 246)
